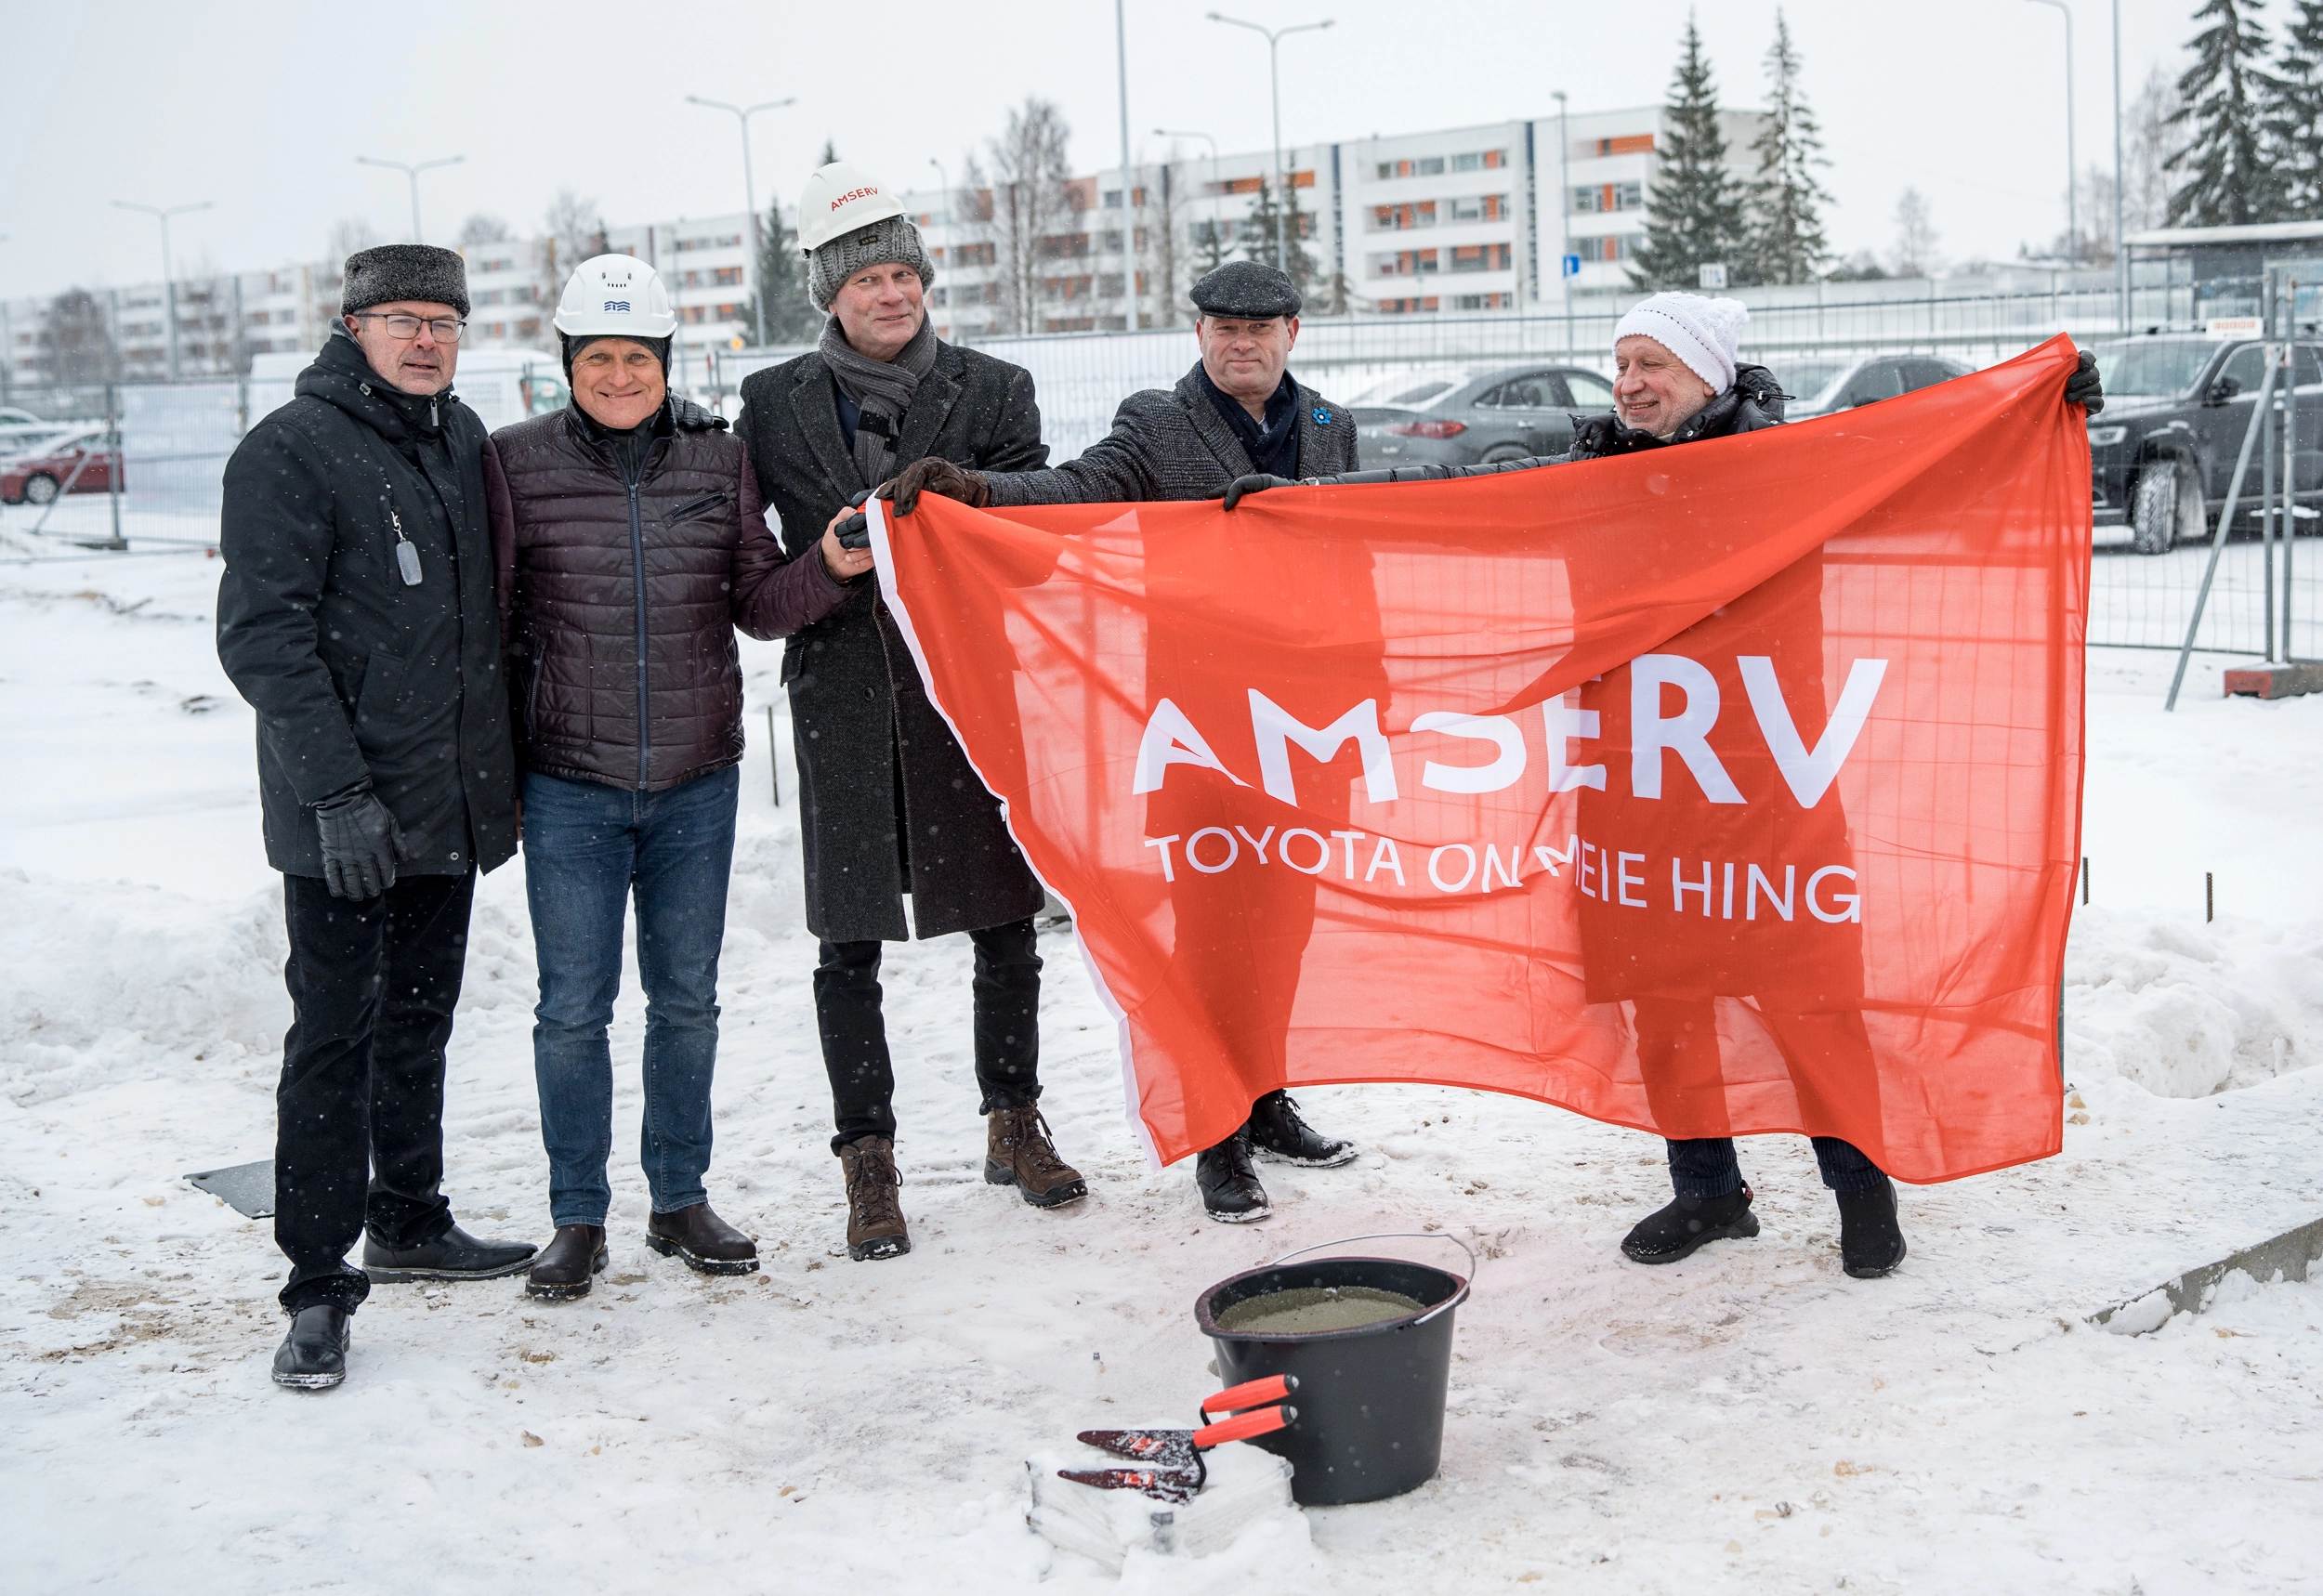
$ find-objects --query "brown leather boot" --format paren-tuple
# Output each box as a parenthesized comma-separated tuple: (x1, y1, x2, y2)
(984, 1105, 1088, 1209)
(526, 1224, 608, 1302)
(838, 1135, 911, 1262)
(645, 1203, 759, 1276)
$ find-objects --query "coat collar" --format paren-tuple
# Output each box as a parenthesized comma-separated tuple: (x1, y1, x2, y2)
(1292, 381, 1337, 478)
(892, 343, 965, 472)
(794, 341, 966, 492)
(1173, 362, 1256, 478)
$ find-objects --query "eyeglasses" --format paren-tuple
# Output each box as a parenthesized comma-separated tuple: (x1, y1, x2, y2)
(356, 312, 466, 343)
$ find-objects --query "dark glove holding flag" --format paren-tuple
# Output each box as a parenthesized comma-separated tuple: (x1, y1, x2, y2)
(311, 781, 405, 900)
(2066, 348, 2105, 414)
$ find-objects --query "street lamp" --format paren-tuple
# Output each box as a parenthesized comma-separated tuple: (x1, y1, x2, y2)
(113, 199, 211, 381)
(2026, 0, 2078, 266)
(1157, 127, 1226, 269)
(354, 154, 465, 244)
(1205, 12, 1333, 276)
(686, 95, 797, 348)
(2112, 0, 2127, 328)
(1553, 91, 1572, 355)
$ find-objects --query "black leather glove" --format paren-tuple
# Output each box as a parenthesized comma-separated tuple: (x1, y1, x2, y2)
(312, 782, 404, 900)
(1221, 473, 1296, 510)
(883, 457, 991, 516)
(2066, 348, 2105, 414)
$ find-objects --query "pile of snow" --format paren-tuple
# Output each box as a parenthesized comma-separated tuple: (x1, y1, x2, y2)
(2064, 906, 2323, 1097)
(0, 869, 286, 1106)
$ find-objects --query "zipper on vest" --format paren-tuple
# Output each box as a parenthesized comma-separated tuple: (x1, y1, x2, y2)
(627, 477, 650, 791)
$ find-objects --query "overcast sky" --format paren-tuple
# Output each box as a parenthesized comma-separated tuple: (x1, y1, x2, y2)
(4, 0, 2217, 300)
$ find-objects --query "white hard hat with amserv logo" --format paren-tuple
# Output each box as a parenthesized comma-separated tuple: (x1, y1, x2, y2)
(796, 162, 904, 253)
(551, 254, 678, 340)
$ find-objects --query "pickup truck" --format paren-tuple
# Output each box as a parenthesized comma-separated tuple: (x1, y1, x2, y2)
(2086, 333, 2322, 554)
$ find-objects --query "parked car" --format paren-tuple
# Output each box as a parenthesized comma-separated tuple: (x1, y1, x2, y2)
(2080, 333, 2323, 554)
(1765, 352, 1975, 422)
(0, 406, 84, 461)
(0, 428, 121, 505)
(1353, 363, 1617, 467)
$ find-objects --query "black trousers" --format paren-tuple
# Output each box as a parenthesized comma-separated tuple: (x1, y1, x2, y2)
(274, 870, 474, 1314)
(814, 918, 1043, 1153)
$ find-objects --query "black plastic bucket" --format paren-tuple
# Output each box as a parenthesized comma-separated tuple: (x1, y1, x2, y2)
(1194, 1235, 1472, 1506)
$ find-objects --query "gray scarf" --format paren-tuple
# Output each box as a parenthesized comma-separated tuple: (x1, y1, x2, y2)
(819, 314, 939, 488)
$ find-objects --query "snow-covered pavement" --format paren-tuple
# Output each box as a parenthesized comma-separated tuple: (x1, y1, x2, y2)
(5, 520, 2321, 1593)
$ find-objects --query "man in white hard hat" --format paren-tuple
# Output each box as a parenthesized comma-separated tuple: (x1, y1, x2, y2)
(490, 255, 863, 1301)
(218, 244, 535, 1390)
(735, 163, 1085, 1265)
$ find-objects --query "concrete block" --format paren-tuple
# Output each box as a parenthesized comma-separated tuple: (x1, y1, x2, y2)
(2222, 661, 2323, 699)
(2091, 1212, 2323, 1334)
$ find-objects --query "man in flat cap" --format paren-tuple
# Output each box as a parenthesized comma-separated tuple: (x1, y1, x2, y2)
(884, 260, 1364, 1223)
(218, 244, 534, 1390)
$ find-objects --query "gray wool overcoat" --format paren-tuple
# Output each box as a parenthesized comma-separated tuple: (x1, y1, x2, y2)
(734, 339, 1049, 944)
(980, 361, 1359, 506)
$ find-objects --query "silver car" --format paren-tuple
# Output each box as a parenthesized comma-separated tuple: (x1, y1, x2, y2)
(1353, 363, 1618, 468)
(1766, 352, 1974, 421)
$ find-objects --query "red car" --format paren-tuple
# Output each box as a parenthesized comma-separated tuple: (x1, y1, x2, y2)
(2, 429, 122, 505)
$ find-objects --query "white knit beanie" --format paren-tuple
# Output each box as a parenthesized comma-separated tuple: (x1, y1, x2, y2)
(1613, 293, 1750, 393)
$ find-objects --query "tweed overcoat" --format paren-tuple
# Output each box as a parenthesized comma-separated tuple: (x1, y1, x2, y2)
(980, 361, 1358, 506)
(734, 338, 1049, 943)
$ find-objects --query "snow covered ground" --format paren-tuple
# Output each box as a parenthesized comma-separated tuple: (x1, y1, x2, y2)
(5, 512, 2321, 1594)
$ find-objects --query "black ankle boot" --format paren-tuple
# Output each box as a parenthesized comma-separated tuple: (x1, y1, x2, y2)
(1620, 1184, 1760, 1264)
(1247, 1090, 1357, 1168)
(271, 1304, 351, 1390)
(1195, 1128, 1271, 1223)
(1835, 1178, 1907, 1278)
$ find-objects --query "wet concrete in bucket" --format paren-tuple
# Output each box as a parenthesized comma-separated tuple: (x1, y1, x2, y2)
(1213, 1285, 1425, 1335)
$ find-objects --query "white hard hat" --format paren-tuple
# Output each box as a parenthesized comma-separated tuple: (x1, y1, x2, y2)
(552, 254, 678, 340)
(796, 162, 905, 254)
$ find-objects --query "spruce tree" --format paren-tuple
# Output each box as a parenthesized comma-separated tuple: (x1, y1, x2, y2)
(745, 198, 821, 346)
(1742, 11, 1832, 284)
(1631, 16, 1750, 290)
(2265, 0, 2323, 218)
(2167, 0, 2287, 225)
(1240, 178, 1319, 294)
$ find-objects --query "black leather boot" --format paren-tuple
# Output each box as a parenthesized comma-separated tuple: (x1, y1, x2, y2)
(1247, 1090, 1357, 1168)
(647, 1203, 760, 1276)
(270, 1304, 351, 1390)
(1195, 1128, 1271, 1223)
(1620, 1185, 1761, 1264)
(362, 1223, 537, 1283)
(1836, 1178, 1908, 1278)
(526, 1224, 609, 1302)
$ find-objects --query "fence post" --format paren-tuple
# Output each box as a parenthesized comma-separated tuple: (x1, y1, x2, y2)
(2283, 282, 2300, 661)
(106, 381, 124, 549)
(2168, 356, 2282, 709)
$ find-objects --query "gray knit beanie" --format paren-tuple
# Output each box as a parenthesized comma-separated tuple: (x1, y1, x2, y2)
(341, 244, 470, 318)
(807, 215, 937, 310)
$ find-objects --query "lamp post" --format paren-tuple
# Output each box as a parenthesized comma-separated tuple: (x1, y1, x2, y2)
(112, 199, 211, 381)
(1115, 0, 1136, 326)
(354, 154, 464, 245)
(1205, 12, 1333, 276)
(2026, 0, 2078, 265)
(686, 95, 797, 348)
(2113, 0, 2127, 329)
(1554, 91, 1572, 356)
(1157, 127, 1226, 269)
(927, 158, 952, 336)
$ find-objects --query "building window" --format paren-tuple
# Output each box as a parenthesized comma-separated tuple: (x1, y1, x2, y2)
(1097, 273, 1126, 298)
(1571, 182, 1644, 215)
(1417, 156, 1444, 176)
(714, 266, 743, 286)
(1589, 134, 1656, 158)
(1569, 233, 1637, 262)
(1450, 243, 1511, 272)
(1377, 296, 1441, 314)
(955, 241, 996, 267)
(714, 302, 742, 320)
(680, 306, 707, 323)
(931, 288, 948, 307)
(1452, 292, 1512, 310)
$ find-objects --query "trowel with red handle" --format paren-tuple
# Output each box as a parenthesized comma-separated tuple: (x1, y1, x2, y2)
(1059, 1374, 1300, 1502)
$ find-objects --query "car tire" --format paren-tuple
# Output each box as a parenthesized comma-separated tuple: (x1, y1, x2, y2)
(2131, 457, 2201, 556)
(21, 473, 59, 507)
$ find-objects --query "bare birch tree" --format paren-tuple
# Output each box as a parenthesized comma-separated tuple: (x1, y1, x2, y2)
(983, 98, 1073, 336)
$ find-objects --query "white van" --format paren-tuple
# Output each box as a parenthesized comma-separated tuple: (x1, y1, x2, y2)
(246, 346, 568, 435)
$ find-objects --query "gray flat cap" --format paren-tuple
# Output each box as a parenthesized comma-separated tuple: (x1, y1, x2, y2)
(342, 244, 470, 318)
(1191, 259, 1301, 320)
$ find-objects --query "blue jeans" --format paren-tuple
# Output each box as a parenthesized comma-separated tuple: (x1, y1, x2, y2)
(1666, 1135, 1884, 1199)
(522, 765, 739, 1227)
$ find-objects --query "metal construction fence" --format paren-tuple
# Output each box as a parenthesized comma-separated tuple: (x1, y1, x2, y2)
(8, 283, 2320, 691)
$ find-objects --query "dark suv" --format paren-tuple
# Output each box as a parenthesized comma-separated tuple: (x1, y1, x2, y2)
(2085, 334, 2323, 554)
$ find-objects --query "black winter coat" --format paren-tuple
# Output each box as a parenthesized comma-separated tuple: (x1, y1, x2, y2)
(735, 337, 1050, 943)
(217, 330, 516, 878)
(982, 362, 1358, 505)
(487, 397, 846, 792)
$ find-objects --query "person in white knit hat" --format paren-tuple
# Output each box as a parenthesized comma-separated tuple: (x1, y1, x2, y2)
(1581, 291, 1778, 451)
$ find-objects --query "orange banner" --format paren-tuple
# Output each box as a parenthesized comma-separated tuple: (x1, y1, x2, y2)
(872, 336, 2089, 1180)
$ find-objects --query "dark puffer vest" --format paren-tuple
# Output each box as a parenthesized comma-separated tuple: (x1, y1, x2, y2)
(488, 396, 844, 792)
